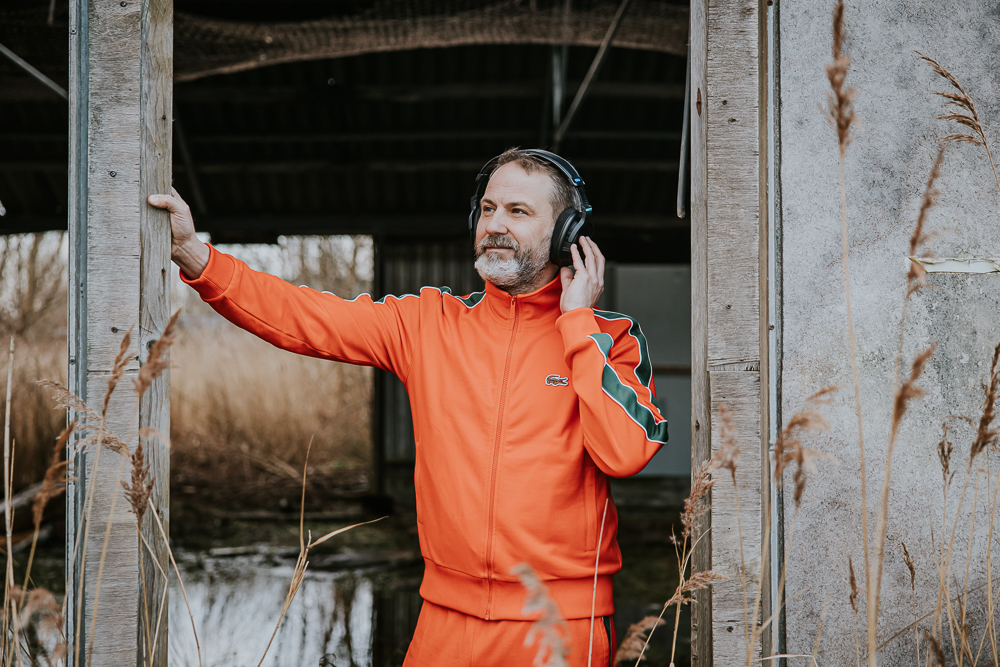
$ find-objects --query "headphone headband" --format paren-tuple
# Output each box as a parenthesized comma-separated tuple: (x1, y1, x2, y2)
(471, 149, 591, 212)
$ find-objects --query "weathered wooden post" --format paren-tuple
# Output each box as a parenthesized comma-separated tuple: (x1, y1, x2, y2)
(690, 0, 772, 664)
(67, 0, 172, 664)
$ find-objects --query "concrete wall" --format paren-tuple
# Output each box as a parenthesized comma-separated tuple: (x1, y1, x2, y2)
(779, 0, 1000, 662)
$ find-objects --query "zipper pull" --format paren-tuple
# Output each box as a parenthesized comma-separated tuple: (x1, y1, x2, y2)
(509, 296, 516, 319)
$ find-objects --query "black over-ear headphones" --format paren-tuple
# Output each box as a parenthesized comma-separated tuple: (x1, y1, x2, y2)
(468, 149, 594, 267)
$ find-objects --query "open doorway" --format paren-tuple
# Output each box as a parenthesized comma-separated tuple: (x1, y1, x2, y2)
(0, 0, 690, 661)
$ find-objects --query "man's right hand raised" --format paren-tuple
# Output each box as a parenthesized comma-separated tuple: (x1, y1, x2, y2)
(148, 188, 210, 280)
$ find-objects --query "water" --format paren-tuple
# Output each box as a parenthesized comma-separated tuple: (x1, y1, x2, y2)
(165, 508, 687, 667)
(169, 551, 422, 667)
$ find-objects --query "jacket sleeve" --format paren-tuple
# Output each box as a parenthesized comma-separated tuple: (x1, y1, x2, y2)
(181, 244, 420, 378)
(555, 307, 668, 477)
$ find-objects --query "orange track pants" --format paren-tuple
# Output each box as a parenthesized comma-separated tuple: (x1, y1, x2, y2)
(403, 601, 616, 667)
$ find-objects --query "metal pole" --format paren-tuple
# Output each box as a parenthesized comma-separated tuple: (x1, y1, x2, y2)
(677, 47, 691, 219)
(552, 0, 634, 148)
(65, 0, 90, 661)
(0, 42, 68, 100)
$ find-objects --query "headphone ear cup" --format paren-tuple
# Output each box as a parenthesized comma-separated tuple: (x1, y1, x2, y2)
(550, 209, 581, 267)
(469, 196, 481, 246)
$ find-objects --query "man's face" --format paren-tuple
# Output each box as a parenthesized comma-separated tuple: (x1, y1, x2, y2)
(474, 163, 557, 292)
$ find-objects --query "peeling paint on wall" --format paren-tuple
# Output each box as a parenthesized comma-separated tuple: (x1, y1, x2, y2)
(909, 256, 1000, 273)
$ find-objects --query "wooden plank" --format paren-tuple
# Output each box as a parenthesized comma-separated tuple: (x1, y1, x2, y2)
(709, 372, 763, 661)
(705, 0, 761, 368)
(138, 0, 172, 664)
(704, 0, 766, 663)
(689, 0, 712, 663)
(756, 0, 772, 658)
(81, 0, 144, 659)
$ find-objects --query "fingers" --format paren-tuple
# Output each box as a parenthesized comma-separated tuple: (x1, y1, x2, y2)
(560, 266, 574, 290)
(147, 190, 190, 215)
(580, 237, 603, 282)
(586, 237, 605, 279)
(570, 242, 585, 274)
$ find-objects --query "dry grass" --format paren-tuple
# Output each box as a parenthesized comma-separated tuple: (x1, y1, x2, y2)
(0, 338, 65, 494)
(0, 232, 378, 664)
(824, 7, 873, 654)
(170, 324, 372, 509)
(917, 51, 1000, 198)
(0, 233, 375, 512)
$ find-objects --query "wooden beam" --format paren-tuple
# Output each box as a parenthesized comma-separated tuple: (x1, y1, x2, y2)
(0, 158, 680, 174)
(138, 0, 173, 662)
(689, 0, 712, 664)
(66, 0, 172, 663)
(704, 0, 767, 664)
(1, 78, 687, 104)
(171, 80, 686, 104)
(4, 213, 686, 236)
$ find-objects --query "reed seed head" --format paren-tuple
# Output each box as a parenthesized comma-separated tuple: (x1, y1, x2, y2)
(901, 542, 916, 592)
(891, 344, 936, 442)
(613, 616, 664, 664)
(917, 52, 986, 147)
(937, 422, 954, 485)
(826, 0, 857, 153)
(103, 324, 133, 418)
(906, 146, 946, 296)
(713, 404, 740, 482)
(773, 387, 837, 506)
(36, 380, 130, 455)
(133, 311, 180, 397)
(848, 557, 859, 613)
(682, 460, 716, 540)
(971, 342, 1000, 461)
(923, 631, 945, 666)
(32, 421, 74, 528)
(121, 438, 154, 526)
(511, 563, 571, 667)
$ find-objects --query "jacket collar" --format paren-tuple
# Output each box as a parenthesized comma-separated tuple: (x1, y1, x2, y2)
(483, 276, 563, 326)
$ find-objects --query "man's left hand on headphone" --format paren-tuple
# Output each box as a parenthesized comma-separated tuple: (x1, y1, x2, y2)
(559, 236, 605, 314)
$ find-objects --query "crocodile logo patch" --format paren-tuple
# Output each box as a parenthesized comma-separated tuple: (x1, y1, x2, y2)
(545, 374, 569, 387)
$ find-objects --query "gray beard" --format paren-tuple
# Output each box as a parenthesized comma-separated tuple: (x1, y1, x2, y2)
(474, 232, 551, 294)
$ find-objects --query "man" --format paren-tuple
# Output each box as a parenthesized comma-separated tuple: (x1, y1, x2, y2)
(149, 148, 668, 666)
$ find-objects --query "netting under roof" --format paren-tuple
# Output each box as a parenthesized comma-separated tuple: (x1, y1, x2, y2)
(1, 1, 686, 84)
(175, 0, 687, 81)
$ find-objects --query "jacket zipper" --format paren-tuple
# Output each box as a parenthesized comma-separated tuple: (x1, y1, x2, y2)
(485, 295, 519, 618)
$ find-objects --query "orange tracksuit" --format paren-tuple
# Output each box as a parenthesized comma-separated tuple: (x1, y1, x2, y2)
(183, 246, 668, 663)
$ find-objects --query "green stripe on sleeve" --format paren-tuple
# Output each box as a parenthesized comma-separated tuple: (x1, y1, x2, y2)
(587, 331, 669, 445)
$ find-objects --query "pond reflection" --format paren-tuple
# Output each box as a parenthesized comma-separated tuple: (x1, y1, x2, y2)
(168, 552, 422, 667)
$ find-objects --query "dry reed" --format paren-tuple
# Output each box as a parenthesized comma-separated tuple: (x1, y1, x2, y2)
(850, 557, 861, 667)
(614, 616, 663, 665)
(2, 338, 16, 666)
(917, 52, 1000, 198)
(587, 499, 609, 667)
(255, 440, 382, 667)
(20, 421, 72, 601)
(871, 341, 936, 615)
(824, 6, 872, 659)
(513, 562, 572, 667)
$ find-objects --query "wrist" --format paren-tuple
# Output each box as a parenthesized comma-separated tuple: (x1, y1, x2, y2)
(173, 238, 210, 280)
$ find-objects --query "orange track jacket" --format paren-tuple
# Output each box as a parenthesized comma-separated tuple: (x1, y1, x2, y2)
(183, 245, 668, 621)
